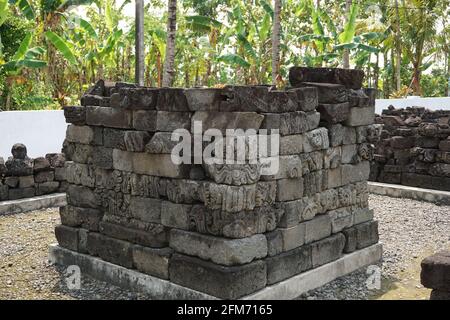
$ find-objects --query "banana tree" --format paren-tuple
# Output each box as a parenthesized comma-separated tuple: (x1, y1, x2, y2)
(0, 0, 8, 55)
(184, 14, 223, 86)
(0, 32, 47, 110)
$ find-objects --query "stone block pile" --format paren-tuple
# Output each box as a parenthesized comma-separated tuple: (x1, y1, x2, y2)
(0, 143, 65, 201)
(371, 106, 450, 191)
(421, 250, 450, 300)
(55, 67, 380, 299)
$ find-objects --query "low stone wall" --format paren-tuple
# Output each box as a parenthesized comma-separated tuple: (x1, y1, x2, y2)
(55, 67, 380, 299)
(0, 144, 66, 201)
(421, 250, 450, 300)
(370, 106, 450, 191)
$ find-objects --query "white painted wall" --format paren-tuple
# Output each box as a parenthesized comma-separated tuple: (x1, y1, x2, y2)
(0, 110, 67, 159)
(375, 96, 450, 115)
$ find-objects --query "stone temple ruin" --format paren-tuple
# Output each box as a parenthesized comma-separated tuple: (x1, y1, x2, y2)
(371, 106, 450, 191)
(0, 144, 65, 201)
(51, 67, 382, 299)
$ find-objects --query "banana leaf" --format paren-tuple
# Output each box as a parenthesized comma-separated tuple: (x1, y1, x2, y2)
(45, 30, 77, 65)
(338, 3, 359, 44)
(12, 32, 32, 61)
(8, 0, 34, 20)
(218, 53, 250, 68)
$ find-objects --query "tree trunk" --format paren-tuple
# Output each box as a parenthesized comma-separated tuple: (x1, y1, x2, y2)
(271, 0, 282, 85)
(394, 0, 402, 91)
(410, 63, 422, 96)
(446, 51, 450, 97)
(162, 0, 177, 87)
(374, 52, 380, 91)
(383, 50, 390, 98)
(342, 0, 352, 69)
(135, 0, 145, 86)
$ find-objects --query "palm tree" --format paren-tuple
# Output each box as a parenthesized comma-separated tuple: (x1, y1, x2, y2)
(393, 0, 402, 91)
(271, 0, 281, 85)
(135, 0, 145, 86)
(400, 0, 438, 95)
(162, 0, 177, 87)
(342, 0, 352, 69)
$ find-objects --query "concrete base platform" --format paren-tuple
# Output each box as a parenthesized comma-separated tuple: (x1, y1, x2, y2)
(369, 182, 450, 205)
(49, 243, 382, 300)
(0, 193, 67, 216)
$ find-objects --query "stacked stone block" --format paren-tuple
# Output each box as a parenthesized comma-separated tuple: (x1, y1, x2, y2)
(56, 68, 380, 299)
(371, 106, 450, 191)
(421, 250, 450, 300)
(0, 143, 65, 201)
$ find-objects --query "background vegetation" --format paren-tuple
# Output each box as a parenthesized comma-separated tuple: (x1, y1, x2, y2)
(0, 0, 449, 110)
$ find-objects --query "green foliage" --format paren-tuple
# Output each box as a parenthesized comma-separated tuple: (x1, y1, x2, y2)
(9, 0, 35, 20)
(45, 30, 77, 65)
(421, 69, 448, 97)
(1, 0, 449, 110)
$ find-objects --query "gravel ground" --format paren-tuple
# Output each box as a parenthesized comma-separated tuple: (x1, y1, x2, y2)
(300, 194, 450, 300)
(0, 194, 449, 300)
(0, 209, 152, 300)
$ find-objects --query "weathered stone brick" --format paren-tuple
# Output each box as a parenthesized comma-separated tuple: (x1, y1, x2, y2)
(129, 196, 162, 223)
(304, 214, 332, 244)
(124, 131, 151, 152)
(18, 175, 34, 188)
(345, 106, 375, 126)
(328, 207, 353, 233)
(34, 171, 55, 183)
(86, 106, 133, 128)
(64, 106, 86, 125)
(297, 82, 348, 104)
(342, 221, 379, 253)
(317, 102, 350, 124)
(91, 147, 113, 169)
(33, 157, 51, 172)
(265, 230, 283, 257)
(8, 187, 35, 200)
(112, 149, 190, 178)
(303, 128, 329, 152)
(278, 223, 306, 251)
(36, 181, 59, 195)
(169, 229, 267, 266)
(276, 178, 304, 201)
(86, 232, 133, 268)
(0, 184, 9, 201)
(265, 245, 312, 285)
(169, 253, 267, 299)
(184, 88, 222, 111)
(421, 250, 450, 291)
(262, 111, 320, 135)
(311, 233, 346, 267)
(103, 128, 126, 149)
(59, 205, 103, 231)
(145, 132, 179, 154)
(66, 125, 102, 145)
(99, 221, 168, 248)
(132, 245, 172, 279)
(66, 185, 100, 209)
(289, 67, 364, 90)
(55, 225, 79, 252)
(192, 111, 264, 133)
(156, 88, 189, 111)
(341, 161, 370, 185)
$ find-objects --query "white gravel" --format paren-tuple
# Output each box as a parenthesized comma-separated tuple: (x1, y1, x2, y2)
(299, 194, 450, 300)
